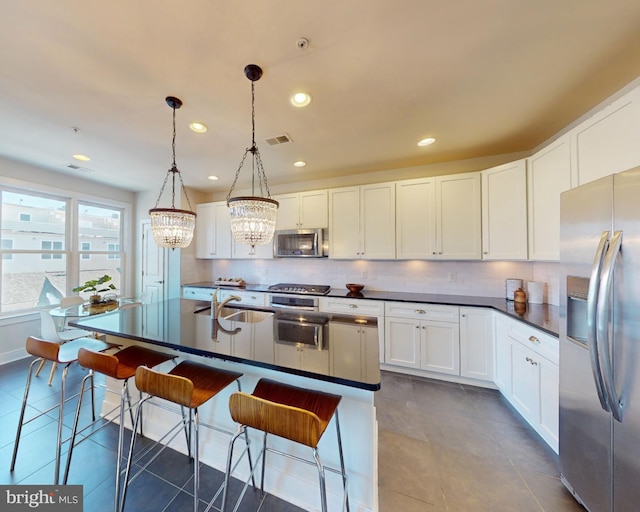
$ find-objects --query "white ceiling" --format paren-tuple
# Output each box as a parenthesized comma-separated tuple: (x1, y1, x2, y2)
(2, 0, 640, 196)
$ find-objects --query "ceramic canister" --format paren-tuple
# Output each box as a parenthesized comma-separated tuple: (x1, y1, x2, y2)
(506, 278, 523, 300)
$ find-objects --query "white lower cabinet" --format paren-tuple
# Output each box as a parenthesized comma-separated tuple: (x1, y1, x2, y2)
(330, 319, 379, 381)
(459, 307, 493, 382)
(494, 312, 559, 452)
(384, 302, 460, 376)
(274, 343, 329, 373)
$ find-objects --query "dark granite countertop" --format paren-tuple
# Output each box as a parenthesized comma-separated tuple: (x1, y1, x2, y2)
(182, 282, 559, 337)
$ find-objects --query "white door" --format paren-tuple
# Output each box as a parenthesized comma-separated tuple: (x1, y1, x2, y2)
(141, 220, 166, 303)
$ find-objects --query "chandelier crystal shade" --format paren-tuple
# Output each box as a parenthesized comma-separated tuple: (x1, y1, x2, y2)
(149, 96, 196, 249)
(227, 64, 278, 248)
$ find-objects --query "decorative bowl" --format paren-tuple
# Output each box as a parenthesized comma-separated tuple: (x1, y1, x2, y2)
(346, 283, 365, 293)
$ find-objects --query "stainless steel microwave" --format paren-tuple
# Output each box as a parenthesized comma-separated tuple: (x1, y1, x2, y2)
(273, 228, 328, 258)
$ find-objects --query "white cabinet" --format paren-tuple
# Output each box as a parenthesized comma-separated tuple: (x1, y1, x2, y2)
(459, 307, 494, 382)
(572, 87, 640, 186)
(384, 302, 459, 375)
(274, 190, 328, 230)
(494, 313, 559, 452)
(396, 173, 481, 260)
(481, 160, 527, 260)
(527, 135, 572, 261)
(195, 201, 232, 259)
(274, 343, 329, 373)
(182, 286, 216, 301)
(330, 319, 379, 381)
(328, 183, 396, 259)
(217, 288, 267, 307)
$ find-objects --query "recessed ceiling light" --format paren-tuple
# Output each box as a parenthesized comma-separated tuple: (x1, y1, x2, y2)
(73, 154, 90, 162)
(417, 137, 436, 147)
(207, 175, 219, 181)
(190, 121, 208, 133)
(290, 92, 311, 107)
(293, 160, 306, 168)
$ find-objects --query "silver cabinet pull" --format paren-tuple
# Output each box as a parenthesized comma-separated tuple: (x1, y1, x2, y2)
(525, 356, 538, 366)
(415, 309, 426, 314)
(528, 336, 540, 344)
(349, 303, 358, 308)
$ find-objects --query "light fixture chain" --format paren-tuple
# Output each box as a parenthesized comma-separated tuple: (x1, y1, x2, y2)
(226, 150, 250, 201)
(254, 150, 271, 198)
(175, 166, 194, 211)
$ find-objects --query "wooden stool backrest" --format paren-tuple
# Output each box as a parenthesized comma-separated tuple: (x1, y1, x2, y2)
(135, 365, 194, 408)
(78, 347, 119, 377)
(229, 392, 324, 448)
(26, 336, 60, 362)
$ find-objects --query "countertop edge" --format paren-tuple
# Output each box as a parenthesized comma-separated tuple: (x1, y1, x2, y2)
(182, 282, 559, 337)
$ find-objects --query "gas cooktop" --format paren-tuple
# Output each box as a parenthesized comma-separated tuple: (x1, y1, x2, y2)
(268, 283, 331, 295)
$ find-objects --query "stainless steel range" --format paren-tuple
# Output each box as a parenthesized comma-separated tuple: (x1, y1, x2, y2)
(267, 283, 331, 295)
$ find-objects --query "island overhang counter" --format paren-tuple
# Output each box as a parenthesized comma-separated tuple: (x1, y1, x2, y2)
(72, 299, 380, 512)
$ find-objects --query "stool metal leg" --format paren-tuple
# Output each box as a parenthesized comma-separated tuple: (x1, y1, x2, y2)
(63, 371, 95, 483)
(312, 448, 328, 512)
(54, 363, 72, 484)
(10, 358, 41, 472)
(221, 426, 246, 512)
(193, 408, 200, 512)
(335, 410, 350, 512)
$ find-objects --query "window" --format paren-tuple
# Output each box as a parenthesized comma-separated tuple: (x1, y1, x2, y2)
(41, 240, 63, 259)
(1, 190, 67, 312)
(1, 239, 12, 260)
(81, 242, 91, 260)
(77, 203, 123, 297)
(0, 187, 129, 315)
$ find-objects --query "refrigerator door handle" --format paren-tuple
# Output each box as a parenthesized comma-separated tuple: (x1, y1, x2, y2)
(587, 231, 611, 412)
(597, 229, 624, 422)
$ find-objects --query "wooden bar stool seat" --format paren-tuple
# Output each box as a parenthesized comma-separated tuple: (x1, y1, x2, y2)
(10, 336, 115, 484)
(63, 345, 178, 512)
(222, 378, 349, 512)
(119, 361, 245, 512)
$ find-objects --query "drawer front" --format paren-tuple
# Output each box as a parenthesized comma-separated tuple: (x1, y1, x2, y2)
(219, 289, 266, 307)
(385, 302, 459, 323)
(182, 287, 215, 301)
(319, 297, 384, 316)
(504, 314, 558, 365)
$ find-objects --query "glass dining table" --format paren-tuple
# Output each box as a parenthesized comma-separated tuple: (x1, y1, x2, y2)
(49, 298, 138, 329)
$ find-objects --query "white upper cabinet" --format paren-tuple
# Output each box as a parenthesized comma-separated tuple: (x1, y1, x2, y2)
(396, 178, 437, 259)
(527, 135, 572, 261)
(274, 190, 328, 230)
(329, 182, 396, 259)
(481, 160, 528, 260)
(396, 173, 481, 260)
(232, 238, 274, 259)
(572, 87, 640, 186)
(437, 172, 482, 260)
(195, 201, 232, 259)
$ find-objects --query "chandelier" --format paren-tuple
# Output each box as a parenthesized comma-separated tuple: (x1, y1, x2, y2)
(227, 64, 279, 248)
(149, 96, 197, 249)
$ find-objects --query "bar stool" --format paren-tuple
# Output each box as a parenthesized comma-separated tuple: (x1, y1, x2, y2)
(222, 378, 349, 512)
(63, 345, 178, 511)
(120, 360, 245, 512)
(10, 335, 115, 484)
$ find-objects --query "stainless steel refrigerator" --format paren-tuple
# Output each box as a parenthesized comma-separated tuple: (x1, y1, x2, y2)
(559, 166, 640, 512)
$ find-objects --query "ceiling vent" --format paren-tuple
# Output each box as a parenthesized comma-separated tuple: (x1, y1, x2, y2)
(264, 134, 293, 146)
(64, 163, 96, 174)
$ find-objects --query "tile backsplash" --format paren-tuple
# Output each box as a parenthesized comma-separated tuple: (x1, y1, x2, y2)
(193, 258, 561, 306)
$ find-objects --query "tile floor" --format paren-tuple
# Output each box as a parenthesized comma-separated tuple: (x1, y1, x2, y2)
(1, 357, 585, 511)
(375, 370, 585, 511)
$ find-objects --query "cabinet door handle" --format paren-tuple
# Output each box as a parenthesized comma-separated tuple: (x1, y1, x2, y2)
(349, 303, 358, 308)
(483, 251, 488, 255)
(432, 251, 437, 255)
(415, 309, 426, 314)
(528, 336, 540, 345)
(525, 356, 538, 366)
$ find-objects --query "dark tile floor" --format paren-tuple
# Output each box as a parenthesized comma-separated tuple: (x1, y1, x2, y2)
(0, 357, 302, 512)
(1, 358, 586, 512)
(375, 370, 585, 512)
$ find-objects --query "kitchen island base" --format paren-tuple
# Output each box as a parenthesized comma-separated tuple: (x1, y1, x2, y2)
(100, 336, 379, 512)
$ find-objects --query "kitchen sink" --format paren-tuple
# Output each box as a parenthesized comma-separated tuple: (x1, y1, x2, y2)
(219, 307, 273, 323)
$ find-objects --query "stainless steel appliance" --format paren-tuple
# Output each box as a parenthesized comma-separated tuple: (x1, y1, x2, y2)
(273, 229, 328, 258)
(275, 311, 329, 350)
(268, 283, 331, 295)
(559, 166, 640, 512)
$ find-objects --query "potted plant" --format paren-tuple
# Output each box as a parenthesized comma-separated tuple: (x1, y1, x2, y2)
(72, 274, 116, 304)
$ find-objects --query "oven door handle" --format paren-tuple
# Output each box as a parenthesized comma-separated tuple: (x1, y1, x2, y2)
(270, 304, 317, 311)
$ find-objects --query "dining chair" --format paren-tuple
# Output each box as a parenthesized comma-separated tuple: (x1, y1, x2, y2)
(36, 308, 95, 385)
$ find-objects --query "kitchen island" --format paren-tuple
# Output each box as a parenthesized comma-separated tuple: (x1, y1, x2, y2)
(72, 299, 380, 512)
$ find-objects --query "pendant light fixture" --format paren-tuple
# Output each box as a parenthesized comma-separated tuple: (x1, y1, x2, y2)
(227, 64, 279, 248)
(149, 96, 197, 249)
